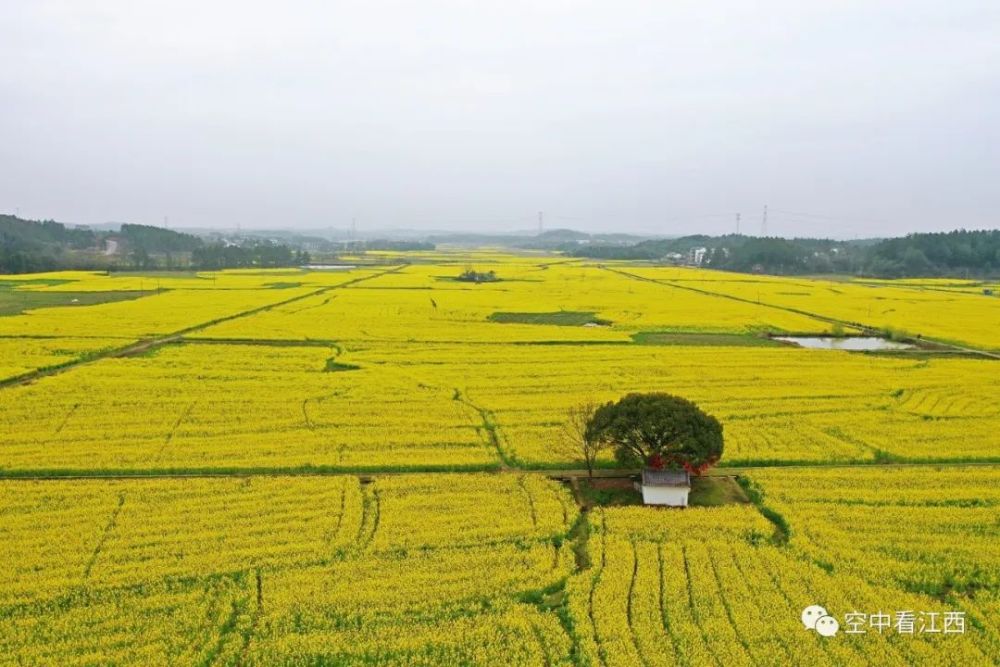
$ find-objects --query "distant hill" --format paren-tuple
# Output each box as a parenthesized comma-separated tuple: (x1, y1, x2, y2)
(3, 213, 997, 278)
(0, 214, 100, 272)
(0, 215, 307, 273)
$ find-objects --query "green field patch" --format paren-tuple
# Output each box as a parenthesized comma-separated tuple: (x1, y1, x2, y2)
(324, 359, 361, 372)
(689, 476, 750, 507)
(488, 311, 612, 326)
(264, 281, 304, 289)
(577, 475, 749, 509)
(631, 331, 785, 346)
(577, 477, 641, 508)
(0, 287, 153, 317)
(0, 278, 74, 287)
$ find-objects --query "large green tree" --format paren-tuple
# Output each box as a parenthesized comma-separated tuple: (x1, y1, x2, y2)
(586, 393, 723, 474)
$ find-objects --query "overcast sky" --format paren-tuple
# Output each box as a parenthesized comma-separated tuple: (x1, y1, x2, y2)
(2, 1, 998, 237)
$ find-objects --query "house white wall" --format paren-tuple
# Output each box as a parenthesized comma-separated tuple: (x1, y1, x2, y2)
(641, 485, 689, 507)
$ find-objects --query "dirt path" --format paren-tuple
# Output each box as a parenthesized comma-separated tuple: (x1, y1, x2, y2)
(2, 459, 998, 481)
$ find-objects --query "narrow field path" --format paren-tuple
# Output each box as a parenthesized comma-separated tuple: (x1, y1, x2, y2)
(2, 459, 999, 481)
(455, 391, 517, 469)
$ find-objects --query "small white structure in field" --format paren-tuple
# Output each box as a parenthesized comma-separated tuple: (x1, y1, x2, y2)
(640, 469, 691, 507)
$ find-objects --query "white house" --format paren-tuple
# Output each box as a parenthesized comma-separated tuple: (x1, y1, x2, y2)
(687, 247, 707, 266)
(639, 469, 691, 507)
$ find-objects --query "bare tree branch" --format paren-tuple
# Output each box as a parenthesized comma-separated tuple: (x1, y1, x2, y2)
(556, 400, 607, 477)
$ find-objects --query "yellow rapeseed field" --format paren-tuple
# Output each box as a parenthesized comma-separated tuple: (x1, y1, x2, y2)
(561, 466, 1000, 666)
(3, 470, 999, 665)
(2, 339, 997, 472)
(0, 474, 576, 666)
(626, 265, 1000, 350)
(0, 252, 998, 665)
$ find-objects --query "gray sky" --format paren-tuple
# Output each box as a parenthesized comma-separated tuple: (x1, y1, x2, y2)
(2, 1, 998, 237)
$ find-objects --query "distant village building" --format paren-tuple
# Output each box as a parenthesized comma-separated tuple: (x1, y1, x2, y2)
(688, 247, 707, 266)
(639, 469, 691, 507)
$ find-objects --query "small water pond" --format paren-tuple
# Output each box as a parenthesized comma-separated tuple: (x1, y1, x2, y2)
(774, 336, 916, 351)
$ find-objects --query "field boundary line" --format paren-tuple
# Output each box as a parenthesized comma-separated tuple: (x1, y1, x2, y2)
(82, 491, 126, 579)
(603, 266, 1000, 360)
(455, 391, 518, 469)
(625, 540, 648, 667)
(3, 459, 1000, 481)
(0, 265, 404, 390)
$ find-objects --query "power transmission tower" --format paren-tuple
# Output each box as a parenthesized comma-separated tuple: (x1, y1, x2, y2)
(736, 212, 741, 235)
(761, 205, 768, 237)
(538, 211, 544, 234)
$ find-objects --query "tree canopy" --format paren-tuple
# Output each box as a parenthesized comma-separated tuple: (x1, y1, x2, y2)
(457, 267, 499, 283)
(586, 393, 723, 474)
(570, 229, 1000, 278)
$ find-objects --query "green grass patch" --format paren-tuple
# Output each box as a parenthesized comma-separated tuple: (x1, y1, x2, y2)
(0, 278, 74, 287)
(324, 359, 361, 372)
(264, 282, 303, 289)
(736, 476, 790, 544)
(578, 478, 642, 507)
(688, 476, 750, 507)
(0, 287, 152, 317)
(632, 331, 785, 346)
(488, 311, 612, 326)
(567, 511, 592, 571)
(578, 475, 750, 509)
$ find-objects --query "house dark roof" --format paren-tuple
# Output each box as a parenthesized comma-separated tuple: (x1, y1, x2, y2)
(641, 469, 691, 488)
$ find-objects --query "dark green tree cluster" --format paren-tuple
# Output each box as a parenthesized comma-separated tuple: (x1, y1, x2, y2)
(191, 242, 310, 269)
(0, 215, 311, 273)
(457, 267, 499, 283)
(1, 215, 99, 273)
(119, 224, 203, 269)
(572, 235, 867, 274)
(867, 230, 1000, 277)
(572, 230, 1000, 278)
(586, 393, 724, 474)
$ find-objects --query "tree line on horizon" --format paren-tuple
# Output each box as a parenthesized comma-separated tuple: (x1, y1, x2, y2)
(568, 230, 1000, 278)
(0, 215, 308, 273)
(2, 214, 998, 278)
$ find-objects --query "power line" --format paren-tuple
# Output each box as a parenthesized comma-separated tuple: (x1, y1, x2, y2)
(770, 209, 891, 225)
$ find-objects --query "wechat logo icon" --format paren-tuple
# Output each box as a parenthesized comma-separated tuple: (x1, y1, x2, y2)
(802, 605, 839, 637)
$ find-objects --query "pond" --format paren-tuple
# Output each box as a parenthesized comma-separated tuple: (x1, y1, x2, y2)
(774, 336, 916, 351)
